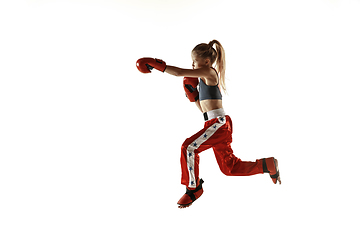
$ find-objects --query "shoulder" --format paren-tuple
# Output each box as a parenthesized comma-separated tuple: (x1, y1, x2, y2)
(203, 68, 218, 86)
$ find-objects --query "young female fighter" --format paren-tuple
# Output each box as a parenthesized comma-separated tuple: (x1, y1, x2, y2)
(136, 40, 281, 208)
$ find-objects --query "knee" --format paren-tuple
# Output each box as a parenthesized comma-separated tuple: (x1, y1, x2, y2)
(221, 170, 231, 176)
(218, 163, 232, 176)
(181, 138, 192, 150)
(219, 157, 239, 176)
(181, 141, 188, 151)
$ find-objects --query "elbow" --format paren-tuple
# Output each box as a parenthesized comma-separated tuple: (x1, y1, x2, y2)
(173, 67, 185, 77)
(173, 70, 183, 77)
(165, 66, 184, 77)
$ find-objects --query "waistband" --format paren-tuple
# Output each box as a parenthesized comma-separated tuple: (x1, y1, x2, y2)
(203, 108, 225, 121)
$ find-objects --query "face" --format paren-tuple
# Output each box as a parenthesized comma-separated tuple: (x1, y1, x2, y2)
(191, 52, 210, 69)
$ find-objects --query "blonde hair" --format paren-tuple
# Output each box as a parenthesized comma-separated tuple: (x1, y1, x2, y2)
(192, 40, 226, 93)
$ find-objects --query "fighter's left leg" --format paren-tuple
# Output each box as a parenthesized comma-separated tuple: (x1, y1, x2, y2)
(212, 138, 281, 184)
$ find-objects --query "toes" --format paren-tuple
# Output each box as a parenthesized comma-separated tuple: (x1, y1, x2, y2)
(178, 203, 192, 209)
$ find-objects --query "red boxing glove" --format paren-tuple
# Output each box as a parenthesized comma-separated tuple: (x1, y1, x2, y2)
(183, 77, 199, 102)
(136, 58, 167, 73)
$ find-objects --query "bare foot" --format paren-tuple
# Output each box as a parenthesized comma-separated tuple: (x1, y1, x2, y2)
(274, 158, 281, 184)
(178, 203, 192, 209)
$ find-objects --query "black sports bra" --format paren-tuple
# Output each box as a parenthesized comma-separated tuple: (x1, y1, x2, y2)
(198, 68, 222, 101)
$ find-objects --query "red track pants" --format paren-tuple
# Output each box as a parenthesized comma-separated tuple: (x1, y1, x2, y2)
(181, 115, 265, 188)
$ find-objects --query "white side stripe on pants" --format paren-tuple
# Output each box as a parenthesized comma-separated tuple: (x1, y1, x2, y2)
(186, 116, 226, 188)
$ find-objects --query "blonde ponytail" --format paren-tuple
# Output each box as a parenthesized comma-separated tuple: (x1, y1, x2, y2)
(193, 40, 227, 93)
(208, 40, 226, 94)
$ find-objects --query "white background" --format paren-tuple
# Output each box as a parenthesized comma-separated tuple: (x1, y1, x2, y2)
(1, 0, 360, 239)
